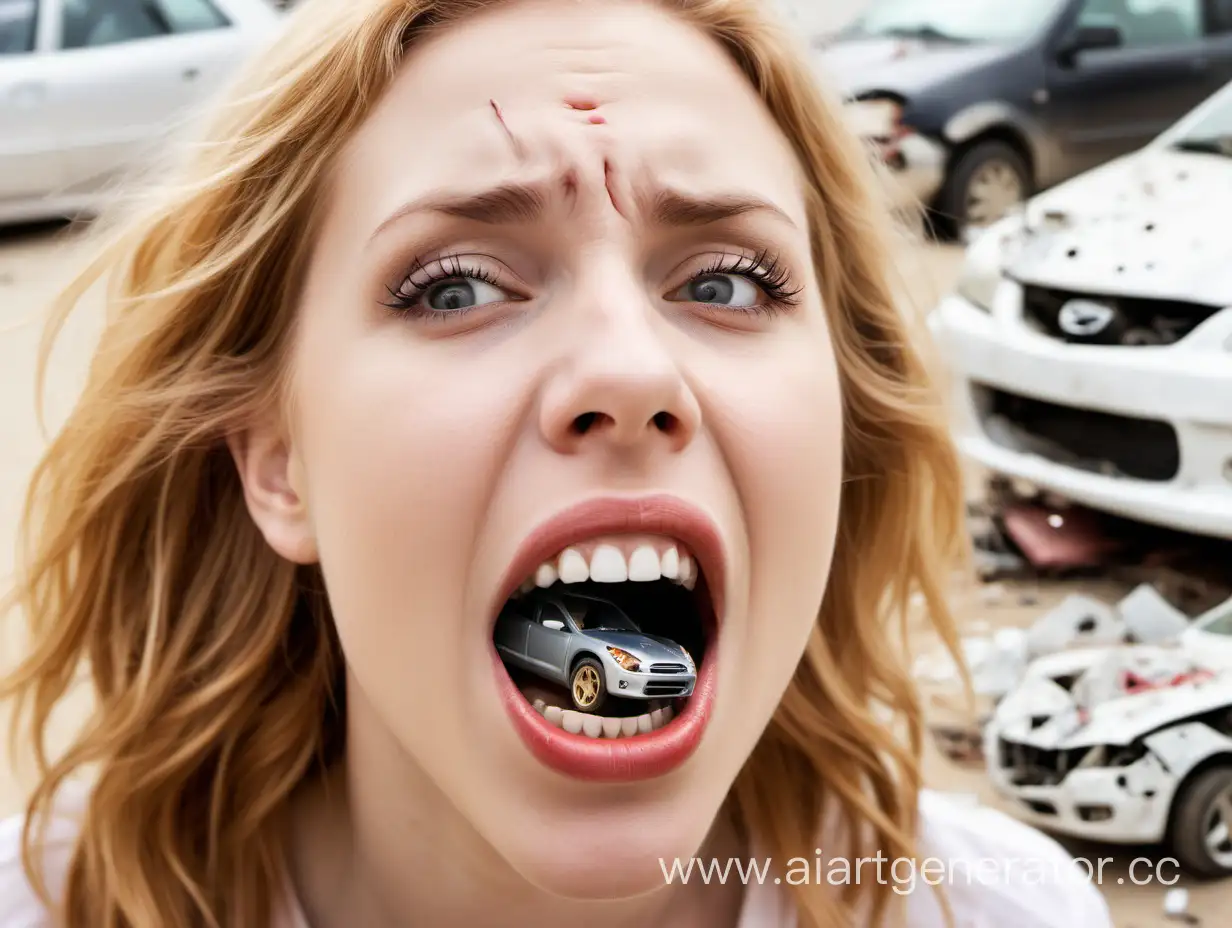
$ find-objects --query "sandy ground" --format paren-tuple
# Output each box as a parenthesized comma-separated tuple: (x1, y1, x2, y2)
(0, 220, 1222, 925)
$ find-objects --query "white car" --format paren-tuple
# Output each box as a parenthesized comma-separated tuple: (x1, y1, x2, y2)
(985, 597, 1232, 876)
(0, 0, 280, 225)
(931, 79, 1232, 540)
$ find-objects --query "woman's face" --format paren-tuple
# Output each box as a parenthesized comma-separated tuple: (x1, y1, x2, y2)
(245, 0, 843, 899)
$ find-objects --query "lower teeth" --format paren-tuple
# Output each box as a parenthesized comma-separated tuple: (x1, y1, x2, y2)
(532, 698, 678, 738)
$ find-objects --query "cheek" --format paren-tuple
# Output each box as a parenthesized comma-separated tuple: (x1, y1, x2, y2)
(290, 324, 520, 683)
(705, 326, 844, 675)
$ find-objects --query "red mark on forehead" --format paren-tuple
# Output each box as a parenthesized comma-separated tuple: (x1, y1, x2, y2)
(588, 114, 606, 125)
(564, 96, 599, 111)
(489, 98, 523, 156)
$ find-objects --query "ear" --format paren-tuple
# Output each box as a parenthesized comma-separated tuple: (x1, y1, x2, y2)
(228, 418, 318, 564)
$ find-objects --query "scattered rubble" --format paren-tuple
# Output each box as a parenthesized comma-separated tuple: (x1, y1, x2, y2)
(1164, 888, 1201, 925)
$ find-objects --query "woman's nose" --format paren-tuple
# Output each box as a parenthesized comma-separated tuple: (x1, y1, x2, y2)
(538, 294, 701, 458)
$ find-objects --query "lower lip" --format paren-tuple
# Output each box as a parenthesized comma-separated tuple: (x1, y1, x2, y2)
(496, 646, 717, 782)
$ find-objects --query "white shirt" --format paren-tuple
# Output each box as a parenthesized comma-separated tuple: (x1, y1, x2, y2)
(1, 786, 1113, 926)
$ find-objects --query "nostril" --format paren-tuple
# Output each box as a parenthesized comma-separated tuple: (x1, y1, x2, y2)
(571, 412, 604, 435)
(652, 411, 677, 433)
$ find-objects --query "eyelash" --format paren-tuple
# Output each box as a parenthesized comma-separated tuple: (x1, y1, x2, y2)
(692, 249, 804, 309)
(381, 254, 504, 316)
(381, 249, 803, 318)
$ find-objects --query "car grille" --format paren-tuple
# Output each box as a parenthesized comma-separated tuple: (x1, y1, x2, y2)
(1021, 285, 1222, 346)
(975, 385, 1180, 482)
(998, 738, 1094, 787)
(650, 663, 688, 674)
(644, 683, 690, 696)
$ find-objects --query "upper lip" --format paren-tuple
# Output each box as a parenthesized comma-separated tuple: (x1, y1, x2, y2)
(490, 494, 728, 625)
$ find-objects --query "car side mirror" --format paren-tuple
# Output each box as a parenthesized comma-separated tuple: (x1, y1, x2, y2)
(542, 619, 565, 631)
(1057, 24, 1123, 65)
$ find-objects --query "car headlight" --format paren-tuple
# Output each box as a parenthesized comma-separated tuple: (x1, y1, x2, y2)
(606, 647, 641, 672)
(845, 98, 904, 141)
(954, 214, 1025, 312)
(681, 647, 695, 669)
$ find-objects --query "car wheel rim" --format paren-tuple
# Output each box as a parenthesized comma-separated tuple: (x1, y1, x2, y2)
(964, 159, 1023, 229)
(1203, 785, 1232, 867)
(573, 666, 600, 708)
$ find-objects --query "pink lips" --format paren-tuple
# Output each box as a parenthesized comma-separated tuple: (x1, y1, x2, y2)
(491, 495, 726, 782)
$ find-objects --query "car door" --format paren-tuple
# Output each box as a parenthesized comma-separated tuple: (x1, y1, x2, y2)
(44, 0, 248, 194)
(1044, 0, 1217, 177)
(526, 602, 572, 684)
(0, 0, 69, 204)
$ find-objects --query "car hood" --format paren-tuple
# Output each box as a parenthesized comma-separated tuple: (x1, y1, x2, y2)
(814, 38, 1007, 98)
(994, 648, 1232, 748)
(583, 630, 689, 663)
(1008, 148, 1232, 305)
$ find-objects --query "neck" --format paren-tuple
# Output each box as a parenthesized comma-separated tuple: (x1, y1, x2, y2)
(287, 700, 747, 928)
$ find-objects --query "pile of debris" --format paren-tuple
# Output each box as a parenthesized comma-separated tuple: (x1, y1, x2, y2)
(915, 583, 1193, 702)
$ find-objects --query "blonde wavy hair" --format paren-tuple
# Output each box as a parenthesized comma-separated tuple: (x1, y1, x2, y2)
(1, 0, 967, 925)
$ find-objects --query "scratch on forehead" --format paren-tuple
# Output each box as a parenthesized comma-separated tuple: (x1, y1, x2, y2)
(487, 95, 629, 219)
(488, 98, 524, 157)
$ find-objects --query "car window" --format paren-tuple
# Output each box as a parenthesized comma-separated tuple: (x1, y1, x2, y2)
(569, 599, 639, 633)
(1075, 0, 1202, 46)
(1210, 0, 1232, 32)
(0, 0, 37, 55)
(842, 0, 1068, 44)
(60, 0, 227, 50)
(539, 602, 571, 627)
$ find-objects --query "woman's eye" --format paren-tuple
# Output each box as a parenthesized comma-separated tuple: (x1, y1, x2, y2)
(421, 277, 508, 311)
(671, 273, 761, 308)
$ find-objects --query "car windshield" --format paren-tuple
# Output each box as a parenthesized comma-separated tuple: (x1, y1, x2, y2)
(1197, 601, 1232, 636)
(839, 0, 1066, 44)
(1168, 87, 1232, 158)
(563, 598, 640, 633)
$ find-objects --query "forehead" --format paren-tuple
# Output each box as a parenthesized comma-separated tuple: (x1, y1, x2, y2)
(334, 0, 807, 226)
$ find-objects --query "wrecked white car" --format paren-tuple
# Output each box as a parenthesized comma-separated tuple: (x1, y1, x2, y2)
(986, 597, 1232, 876)
(930, 78, 1232, 541)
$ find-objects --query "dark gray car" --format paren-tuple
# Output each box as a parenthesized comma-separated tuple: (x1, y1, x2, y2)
(817, 0, 1232, 238)
(495, 591, 697, 714)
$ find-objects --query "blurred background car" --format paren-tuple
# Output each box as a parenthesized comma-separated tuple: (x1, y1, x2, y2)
(816, 0, 1232, 239)
(931, 77, 1232, 540)
(0, 0, 279, 225)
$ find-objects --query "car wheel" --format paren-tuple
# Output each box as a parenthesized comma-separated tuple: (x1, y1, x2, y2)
(1168, 766, 1232, 878)
(570, 657, 607, 714)
(934, 140, 1030, 242)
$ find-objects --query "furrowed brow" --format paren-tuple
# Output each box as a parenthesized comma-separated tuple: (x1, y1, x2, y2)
(371, 183, 546, 241)
(648, 189, 796, 228)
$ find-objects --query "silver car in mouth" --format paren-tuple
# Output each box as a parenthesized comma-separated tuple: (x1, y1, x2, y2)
(494, 590, 697, 714)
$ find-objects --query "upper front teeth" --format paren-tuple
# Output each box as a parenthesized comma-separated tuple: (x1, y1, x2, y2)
(525, 543, 696, 591)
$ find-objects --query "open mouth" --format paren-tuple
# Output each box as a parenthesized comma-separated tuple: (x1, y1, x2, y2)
(490, 497, 724, 781)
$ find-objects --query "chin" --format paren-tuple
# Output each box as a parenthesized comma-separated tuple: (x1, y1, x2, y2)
(492, 802, 717, 900)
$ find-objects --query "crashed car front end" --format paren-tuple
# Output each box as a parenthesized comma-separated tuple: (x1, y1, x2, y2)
(986, 650, 1232, 844)
(930, 143, 1232, 541)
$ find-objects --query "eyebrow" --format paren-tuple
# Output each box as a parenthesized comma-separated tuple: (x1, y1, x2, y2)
(649, 189, 796, 228)
(370, 182, 795, 241)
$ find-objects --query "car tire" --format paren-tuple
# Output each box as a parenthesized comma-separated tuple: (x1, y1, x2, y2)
(933, 139, 1030, 242)
(570, 657, 607, 714)
(1167, 766, 1232, 878)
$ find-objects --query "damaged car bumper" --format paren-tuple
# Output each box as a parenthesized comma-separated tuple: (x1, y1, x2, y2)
(933, 287, 1232, 539)
(985, 731, 1179, 843)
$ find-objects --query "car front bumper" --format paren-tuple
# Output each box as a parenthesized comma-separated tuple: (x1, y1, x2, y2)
(985, 730, 1178, 844)
(603, 663, 696, 700)
(931, 288, 1232, 539)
